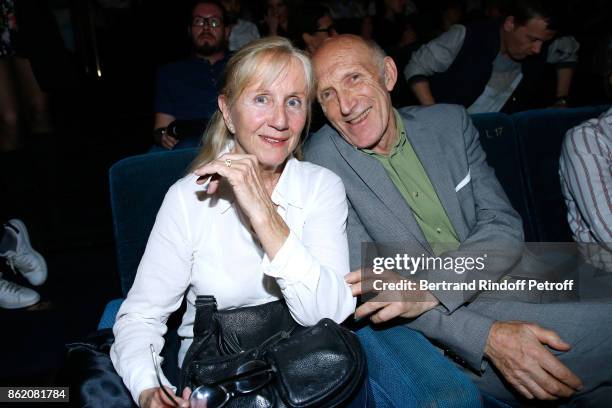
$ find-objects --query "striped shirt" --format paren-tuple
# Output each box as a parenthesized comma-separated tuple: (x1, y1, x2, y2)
(559, 108, 612, 264)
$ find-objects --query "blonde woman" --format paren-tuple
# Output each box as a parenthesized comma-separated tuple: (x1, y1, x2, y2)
(111, 37, 359, 408)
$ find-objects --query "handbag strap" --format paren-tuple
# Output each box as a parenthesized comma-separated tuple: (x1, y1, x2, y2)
(180, 296, 219, 390)
(193, 296, 217, 337)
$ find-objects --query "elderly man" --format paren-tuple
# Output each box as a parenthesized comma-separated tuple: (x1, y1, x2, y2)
(304, 34, 612, 406)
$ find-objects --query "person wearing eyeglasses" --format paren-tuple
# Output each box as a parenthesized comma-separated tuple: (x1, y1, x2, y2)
(289, 4, 337, 57)
(287, 4, 337, 134)
(152, 1, 231, 151)
(112, 37, 361, 408)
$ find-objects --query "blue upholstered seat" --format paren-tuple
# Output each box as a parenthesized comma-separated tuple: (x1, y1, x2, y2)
(512, 106, 610, 242)
(109, 148, 199, 295)
(471, 112, 535, 241)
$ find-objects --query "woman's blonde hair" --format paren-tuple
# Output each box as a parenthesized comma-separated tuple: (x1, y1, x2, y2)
(190, 36, 314, 171)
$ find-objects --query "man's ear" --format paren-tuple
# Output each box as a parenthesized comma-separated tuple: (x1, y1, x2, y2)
(224, 26, 231, 41)
(218, 95, 234, 133)
(503, 16, 515, 32)
(382, 56, 398, 92)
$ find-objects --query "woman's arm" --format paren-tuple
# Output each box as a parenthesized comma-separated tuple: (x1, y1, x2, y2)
(193, 157, 354, 325)
(110, 183, 193, 405)
(262, 169, 355, 326)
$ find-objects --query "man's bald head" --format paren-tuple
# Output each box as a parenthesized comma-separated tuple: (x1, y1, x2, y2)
(314, 35, 386, 80)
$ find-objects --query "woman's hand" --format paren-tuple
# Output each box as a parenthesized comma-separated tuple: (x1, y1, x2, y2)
(195, 153, 276, 224)
(139, 386, 191, 408)
(194, 153, 289, 258)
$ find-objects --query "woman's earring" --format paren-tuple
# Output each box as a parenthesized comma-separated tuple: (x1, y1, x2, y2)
(228, 124, 235, 134)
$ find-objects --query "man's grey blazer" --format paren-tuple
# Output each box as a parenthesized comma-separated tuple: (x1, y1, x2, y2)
(303, 104, 524, 372)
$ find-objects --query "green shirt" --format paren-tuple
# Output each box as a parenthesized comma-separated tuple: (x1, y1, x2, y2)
(361, 110, 459, 255)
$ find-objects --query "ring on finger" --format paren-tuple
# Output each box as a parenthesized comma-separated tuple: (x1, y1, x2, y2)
(224, 158, 232, 168)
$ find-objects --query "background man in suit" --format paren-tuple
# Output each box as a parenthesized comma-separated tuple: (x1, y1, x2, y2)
(304, 34, 612, 406)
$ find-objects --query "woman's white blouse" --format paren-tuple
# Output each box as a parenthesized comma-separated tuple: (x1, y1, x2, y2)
(110, 157, 355, 403)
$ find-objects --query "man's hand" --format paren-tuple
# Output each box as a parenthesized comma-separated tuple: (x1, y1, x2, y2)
(154, 113, 178, 150)
(154, 128, 179, 150)
(345, 269, 439, 323)
(139, 386, 190, 408)
(484, 321, 583, 400)
(160, 132, 179, 150)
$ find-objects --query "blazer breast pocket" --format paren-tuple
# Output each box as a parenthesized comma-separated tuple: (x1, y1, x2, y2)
(454, 168, 471, 193)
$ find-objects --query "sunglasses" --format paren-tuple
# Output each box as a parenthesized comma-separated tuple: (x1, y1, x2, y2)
(314, 25, 335, 35)
(150, 344, 275, 408)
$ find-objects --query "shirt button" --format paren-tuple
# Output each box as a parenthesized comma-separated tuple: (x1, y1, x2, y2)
(413, 191, 419, 198)
(436, 227, 442, 234)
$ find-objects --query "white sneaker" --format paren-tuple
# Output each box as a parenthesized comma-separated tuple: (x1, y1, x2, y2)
(1, 219, 48, 286)
(0, 277, 40, 309)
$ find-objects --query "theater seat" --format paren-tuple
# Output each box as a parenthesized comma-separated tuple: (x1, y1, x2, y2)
(109, 148, 199, 295)
(512, 106, 610, 242)
(471, 113, 535, 241)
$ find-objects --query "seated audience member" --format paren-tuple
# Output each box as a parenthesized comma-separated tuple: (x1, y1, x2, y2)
(259, 0, 290, 38)
(304, 34, 612, 406)
(327, 0, 367, 20)
(326, 0, 368, 37)
(221, 0, 260, 51)
(289, 4, 337, 56)
(368, 0, 409, 50)
(153, 1, 230, 151)
(560, 107, 612, 271)
(111, 37, 359, 408)
(0, 219, 47, 309)
(289, 4, 337, 132)
(404, 0, 579, 113)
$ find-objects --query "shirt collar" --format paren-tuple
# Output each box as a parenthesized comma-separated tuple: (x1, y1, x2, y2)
(270, 156, 305, 210)
(359, 108, 406, 157)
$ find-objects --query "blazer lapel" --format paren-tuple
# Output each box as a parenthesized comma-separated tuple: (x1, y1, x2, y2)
(330, 132, 431, 250)
(404, 116, 468, 241)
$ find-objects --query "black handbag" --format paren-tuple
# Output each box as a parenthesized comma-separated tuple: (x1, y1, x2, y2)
(59, 329, 138, 408)
(180, 296, 365, 408)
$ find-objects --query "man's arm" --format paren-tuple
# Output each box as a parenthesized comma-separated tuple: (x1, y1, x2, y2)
(346, 199, 374, 271)
(547, 36, 580, 107)
(404, 25, 466, 106)
(559, 114, 612, 249)
(554, 67, 573, 105)
(153, 65, 179, 150)
(342, 105, 522, 368)
(423, 106, 524, 312)
(410, 81, 436, 106)
(411, 108, 583, 400)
